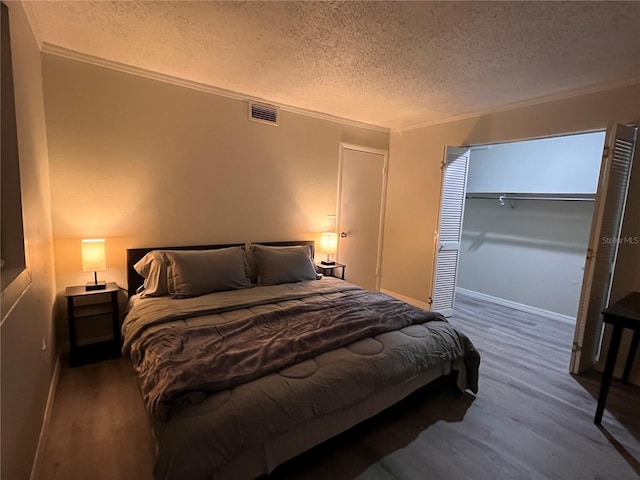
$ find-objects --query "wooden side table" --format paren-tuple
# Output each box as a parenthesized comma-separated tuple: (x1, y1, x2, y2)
(594, 291, 640, 424)
(316, 262, 346, 280)
(65, 282, 121, 367)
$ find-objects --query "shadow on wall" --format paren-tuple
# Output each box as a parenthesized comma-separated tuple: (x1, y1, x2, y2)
(464, 230, 590, 255)
(462, 198, 593, 255)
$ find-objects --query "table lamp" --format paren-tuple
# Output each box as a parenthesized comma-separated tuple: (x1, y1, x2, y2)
(82, 238, 106, 290)
(320, 232, 338, 265)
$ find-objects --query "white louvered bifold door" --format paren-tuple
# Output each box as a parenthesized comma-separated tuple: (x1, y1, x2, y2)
(430, 147, 470, 317)
(570, 124, 637, 374)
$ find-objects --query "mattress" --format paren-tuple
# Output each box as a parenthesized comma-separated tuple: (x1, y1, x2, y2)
(122, 276, 480, 480)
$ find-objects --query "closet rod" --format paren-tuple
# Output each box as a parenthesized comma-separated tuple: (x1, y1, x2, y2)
(465, 193, 595, 202)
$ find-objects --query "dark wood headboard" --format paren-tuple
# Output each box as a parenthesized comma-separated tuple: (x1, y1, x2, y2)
(126, 240, 315, 297)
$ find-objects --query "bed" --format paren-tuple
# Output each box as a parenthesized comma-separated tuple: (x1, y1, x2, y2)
(122, 241, 480, 480)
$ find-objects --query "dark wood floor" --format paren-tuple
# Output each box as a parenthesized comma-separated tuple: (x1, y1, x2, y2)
(37, 294, 640, 480)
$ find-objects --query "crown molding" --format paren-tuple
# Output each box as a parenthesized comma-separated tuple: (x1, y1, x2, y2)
(41, 42, 390, 134)
(39, 42, 638, 135)
(399, 76, 640, 133)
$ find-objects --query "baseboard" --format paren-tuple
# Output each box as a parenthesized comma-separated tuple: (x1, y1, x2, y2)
(30, 353, 61, 480)
(456, 287, 576, 325)
(380, 289, 432, 311)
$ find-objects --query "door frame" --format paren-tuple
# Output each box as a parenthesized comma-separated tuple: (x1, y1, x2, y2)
(337, 143, 389, 291)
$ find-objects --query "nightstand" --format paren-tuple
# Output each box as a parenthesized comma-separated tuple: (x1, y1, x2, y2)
(316, 262, 346, 280)
(65, 282, 121, 367)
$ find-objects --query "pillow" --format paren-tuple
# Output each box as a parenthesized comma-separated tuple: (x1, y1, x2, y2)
(133, 250, 169, 297)
(252, 244, 319, 286)
(164, 247, 251, 298)
(244, 241, 260, 284)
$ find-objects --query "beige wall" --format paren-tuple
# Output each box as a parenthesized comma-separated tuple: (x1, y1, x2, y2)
(1, 2, 57, 479)
(41, 54, 389, 343)
(382, 83, 640, 382)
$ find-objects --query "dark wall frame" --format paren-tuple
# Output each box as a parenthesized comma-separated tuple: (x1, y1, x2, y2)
(1, 2, 27, 291)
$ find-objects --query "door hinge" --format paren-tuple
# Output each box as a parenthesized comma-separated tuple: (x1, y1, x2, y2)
(586, 248, 595, 260)
(428, 297, 433, 305)
(571, 342, 581, 353)
(441, 160, 446, 169)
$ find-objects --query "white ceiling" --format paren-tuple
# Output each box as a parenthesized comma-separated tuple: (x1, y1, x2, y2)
(25, 1, 640, 130)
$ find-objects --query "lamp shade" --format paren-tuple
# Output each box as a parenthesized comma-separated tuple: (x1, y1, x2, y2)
(81, 239, 106, 272)
(320, 232, 338, 254)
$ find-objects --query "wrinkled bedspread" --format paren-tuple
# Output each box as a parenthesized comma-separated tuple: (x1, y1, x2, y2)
(122, 277, 480, 479)
(129, 289, 454, 420)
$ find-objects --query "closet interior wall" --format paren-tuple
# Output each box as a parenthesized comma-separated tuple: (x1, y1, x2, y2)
(457, 132, 606, 321)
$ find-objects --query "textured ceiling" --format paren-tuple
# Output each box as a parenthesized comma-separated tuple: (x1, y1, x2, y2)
(25, 1, 640, 130)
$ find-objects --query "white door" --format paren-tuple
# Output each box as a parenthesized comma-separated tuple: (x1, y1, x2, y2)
(570, 124, 637, 374)
(337, 144, 388, 291)
(430, 146, 470, 317)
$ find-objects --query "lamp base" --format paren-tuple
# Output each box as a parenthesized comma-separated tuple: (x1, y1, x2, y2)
(320, 260, 336, 266)
(85, 281, 106, 291)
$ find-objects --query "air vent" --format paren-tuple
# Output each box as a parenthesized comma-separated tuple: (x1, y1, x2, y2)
(248, 102, 279, 126)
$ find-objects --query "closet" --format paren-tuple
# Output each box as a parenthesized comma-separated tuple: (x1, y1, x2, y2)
(457, 131, 606, 322)
(431, 125, 637, 374)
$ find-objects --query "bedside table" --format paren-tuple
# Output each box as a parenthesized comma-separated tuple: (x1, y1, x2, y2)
(65, 282, 121, 367)
(316, 262, 346, 280)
